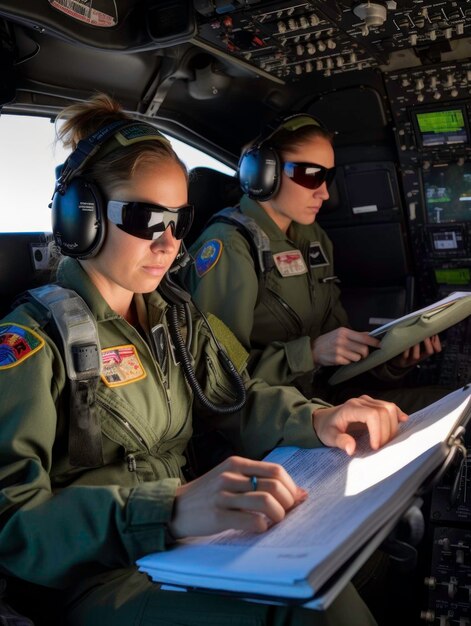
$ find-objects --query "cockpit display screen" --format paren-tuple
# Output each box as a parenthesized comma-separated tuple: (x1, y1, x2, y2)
(423, 163, 471, 224)
(416, 109, 468, 147)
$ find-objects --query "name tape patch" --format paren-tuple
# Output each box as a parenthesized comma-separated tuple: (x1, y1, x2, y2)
(273, 249, 308, 277)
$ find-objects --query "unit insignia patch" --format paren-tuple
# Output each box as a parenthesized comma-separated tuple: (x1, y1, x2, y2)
(195, 239, 223, 277)
(0, 324, 45, 369)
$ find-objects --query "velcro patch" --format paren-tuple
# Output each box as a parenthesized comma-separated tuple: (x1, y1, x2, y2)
(206, 313, 248, 373)
(116, 125, 171, 147)
(0, 324, 45, 369)
(101, 344, 146, 387)
(273, 249, 308, 277)
(195, 239, 223, 277)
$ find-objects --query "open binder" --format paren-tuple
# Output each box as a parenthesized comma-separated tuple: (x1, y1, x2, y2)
(137, 385, 471, 610)
(328, 291, 471, 386)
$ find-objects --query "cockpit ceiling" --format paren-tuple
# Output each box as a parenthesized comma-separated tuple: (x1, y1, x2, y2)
(1, 1, 471, 156)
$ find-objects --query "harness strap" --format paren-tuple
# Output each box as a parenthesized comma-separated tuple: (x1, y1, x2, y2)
(208, 206, 275, 276)
(28, 284, 104, 468)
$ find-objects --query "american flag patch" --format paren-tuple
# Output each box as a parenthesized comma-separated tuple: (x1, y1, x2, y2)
(101, 344, 146, 387)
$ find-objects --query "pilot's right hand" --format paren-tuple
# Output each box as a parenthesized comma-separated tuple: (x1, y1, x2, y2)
(312, 394, 408, 455)
(311, 327, 380, 367)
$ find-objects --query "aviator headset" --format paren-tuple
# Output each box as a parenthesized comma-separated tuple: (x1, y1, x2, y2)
(238, 113, 335, 202)
(51, 119, 193, 259)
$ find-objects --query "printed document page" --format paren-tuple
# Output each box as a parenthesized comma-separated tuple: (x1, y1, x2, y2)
(138, 386, 471, 601)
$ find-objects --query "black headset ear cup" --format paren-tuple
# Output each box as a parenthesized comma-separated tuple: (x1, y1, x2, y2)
(51, 177, 106, 259)
(238, 145, 280, 201)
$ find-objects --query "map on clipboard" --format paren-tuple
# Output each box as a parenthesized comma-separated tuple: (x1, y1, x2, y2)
(329, 291, 471, 385)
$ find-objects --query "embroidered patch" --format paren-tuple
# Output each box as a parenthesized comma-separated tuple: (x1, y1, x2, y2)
(101, 344, 146, 387)
(273, 249, 308, 277)
(0, 324, 45, 369)
(309, 241, 330, 268)
(195, 239, 223, 277)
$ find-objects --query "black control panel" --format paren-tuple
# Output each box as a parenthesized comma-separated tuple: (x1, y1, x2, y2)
(421, 432, 471, 626)
(194, 1, 471, 83)
(385, 59, 471, 167)
(384, 59, 471, 404)
(385, 59, 470, 626)
(421, 525, 471, 626)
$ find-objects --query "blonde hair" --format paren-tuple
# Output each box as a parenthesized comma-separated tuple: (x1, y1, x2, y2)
(55, 93, 186, 196)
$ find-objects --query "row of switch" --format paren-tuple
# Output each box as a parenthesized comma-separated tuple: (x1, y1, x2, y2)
(402, 72, 471, 89)
(421, 611, 470, 626)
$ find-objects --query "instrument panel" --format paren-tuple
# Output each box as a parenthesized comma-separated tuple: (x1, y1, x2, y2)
(194, 1, 471, 82)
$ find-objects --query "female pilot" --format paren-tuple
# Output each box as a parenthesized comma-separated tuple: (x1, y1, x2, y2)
(0, 95, 406, 626)
(183, 114, 444, 411)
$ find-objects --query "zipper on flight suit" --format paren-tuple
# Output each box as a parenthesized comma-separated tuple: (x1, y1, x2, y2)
(129, 321, 174, 443)
(149, 324, 173, 403)
(96, 397, 149, 472)
(266, 288, 305, 335)
(127, 454, 137, 472)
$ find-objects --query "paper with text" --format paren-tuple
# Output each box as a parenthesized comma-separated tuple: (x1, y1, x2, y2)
(138, 386, 471, 601)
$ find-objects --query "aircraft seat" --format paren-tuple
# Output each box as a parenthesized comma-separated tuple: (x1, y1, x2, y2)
(186, 166, 241, 248)
(327, 223, 414, 332)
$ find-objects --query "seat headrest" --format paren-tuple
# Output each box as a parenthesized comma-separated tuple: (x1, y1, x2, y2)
(186, 167, 241, 247)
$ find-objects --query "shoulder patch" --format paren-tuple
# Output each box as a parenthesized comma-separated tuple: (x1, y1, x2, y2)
(195, 239, 223, 277)
(101, 344, 147, 387)
(0, 323, 45, 369)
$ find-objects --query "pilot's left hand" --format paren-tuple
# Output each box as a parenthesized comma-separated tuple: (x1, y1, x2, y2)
(391, 334, 442, 369)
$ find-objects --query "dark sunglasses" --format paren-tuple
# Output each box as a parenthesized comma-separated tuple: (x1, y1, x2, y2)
(107, 201, 194, 241)
(282, 162, 336, 190)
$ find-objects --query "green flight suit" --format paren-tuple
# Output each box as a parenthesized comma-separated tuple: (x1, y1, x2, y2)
(0, 257, 375, 626)
(184, 196, 447, 412)
(185, 195, 348, 390)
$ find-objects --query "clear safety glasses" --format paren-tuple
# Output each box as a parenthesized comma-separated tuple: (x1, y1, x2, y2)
(282, 162, 336, 190)
(107, 201, 194, 241)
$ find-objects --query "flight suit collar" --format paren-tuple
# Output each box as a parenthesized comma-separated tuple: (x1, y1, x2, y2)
(240, 194, 311, 248)
(240, 195, 287, 242)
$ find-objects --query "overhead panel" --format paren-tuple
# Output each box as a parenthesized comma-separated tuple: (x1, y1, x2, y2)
(193, 0, 471, 82)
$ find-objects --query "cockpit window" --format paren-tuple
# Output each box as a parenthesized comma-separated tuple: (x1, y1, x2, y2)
(0, 114, 235, 233)
(0, 115, 67, 233)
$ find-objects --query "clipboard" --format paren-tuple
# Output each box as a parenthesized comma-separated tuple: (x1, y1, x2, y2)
(328, 293, 471, 386)
(138, 386, 471, 611)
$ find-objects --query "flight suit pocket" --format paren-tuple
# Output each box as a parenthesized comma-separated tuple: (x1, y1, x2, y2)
(204, 354, 238, 402)
(97, 396, 149, 453)
(259, 288, 304, 341)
